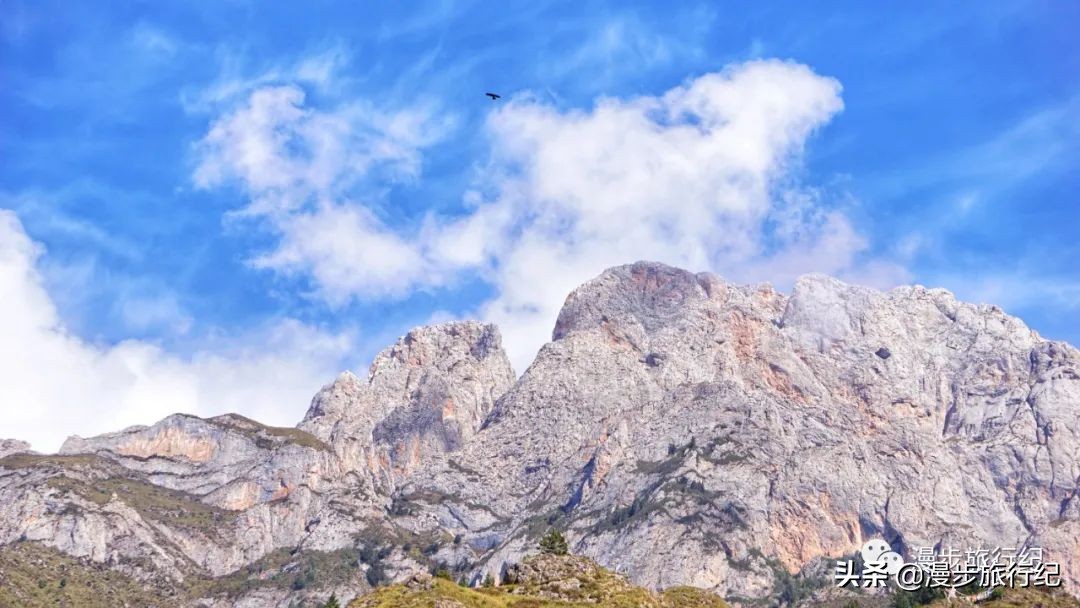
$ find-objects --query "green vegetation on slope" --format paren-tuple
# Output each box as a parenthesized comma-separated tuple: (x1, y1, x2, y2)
(0, 453, 104, 470)
(186, 546, 366, 599)
(2, 540, 1077, 608)
(45, 474, 238, 537)
(349, 554, 730, 608)
(0, 541, 370, 607)
(926, 586, 1079, 608)
(1, 450, 238, 538)
(538, 529, 569, 556)
(0, 542, 182, 608)
(349, 577, 730, 608)
(210, 413, 334, 452)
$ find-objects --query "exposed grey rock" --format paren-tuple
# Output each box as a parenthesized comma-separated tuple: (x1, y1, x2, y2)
(299, 321, 516, 491)
(502, 554, 634, 601)
(0, 319, 512, 603)
(1, 262, 1078, 604)
(401, 263, 1080, 598)
(0, 439, 30, 459)
(60, 413, 342, 510)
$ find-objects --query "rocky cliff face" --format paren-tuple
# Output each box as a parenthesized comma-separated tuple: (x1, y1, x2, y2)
(299, 321, 515, 491)
(399, 264, 1080, 598)
(60, 413, 342, 510)
(1, 264, 1078, 606)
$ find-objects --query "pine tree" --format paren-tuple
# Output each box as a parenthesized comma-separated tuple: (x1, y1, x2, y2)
(538, 529, 569, 555)
(322, 594, 340, 608)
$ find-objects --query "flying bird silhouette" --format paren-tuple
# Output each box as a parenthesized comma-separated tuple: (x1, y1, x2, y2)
(485, 92, 501, 100)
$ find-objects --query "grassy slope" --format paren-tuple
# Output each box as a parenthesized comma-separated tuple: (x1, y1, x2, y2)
(209, 413, 333, 452)
(0, 542, 368, 608)
(1, 542, 1076, 608)
(350, 582, 1080, 608)
(350, 577, 730, 608)
(0, 543, 181, 608)
(349, 555, 730, 608)
(931, 587, 1080, 608)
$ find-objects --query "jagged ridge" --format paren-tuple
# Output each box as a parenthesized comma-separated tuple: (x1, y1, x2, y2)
(1, 262, 1078, 607)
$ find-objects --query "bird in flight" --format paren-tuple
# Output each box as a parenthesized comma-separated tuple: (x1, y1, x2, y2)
(485, 92, 501, 100)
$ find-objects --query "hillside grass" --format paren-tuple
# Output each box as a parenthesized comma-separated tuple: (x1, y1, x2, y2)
(0, 542, 367, 607)
(350, 555, 731, 608)
(0, 453, 103, 469)
(349, 577, 730, 608)
(1, 541, 1076, 608)
(186, 546, 367, 599)
(927, 586, 1080, 608)
(0, 542, 182, 608)
(210, 413, 333, 452)
(44, 474, 239, 538)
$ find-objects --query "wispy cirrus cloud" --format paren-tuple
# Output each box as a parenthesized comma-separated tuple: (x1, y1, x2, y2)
(539, 7, 715, 84)
(874, 96, 1079, 204)
(180, 45, 354, 114)
(880, 95, 1080, 281)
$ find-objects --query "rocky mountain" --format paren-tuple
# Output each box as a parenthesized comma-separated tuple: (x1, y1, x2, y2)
(1, 261, 1078, 607)
(299, 321, 515, 491)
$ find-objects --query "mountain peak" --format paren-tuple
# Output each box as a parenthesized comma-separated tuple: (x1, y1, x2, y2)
(370, 320, 512, 380)
(3, 262, 1080, 605)
(300, 319, 516, 486)
(552, 261, 726, 341)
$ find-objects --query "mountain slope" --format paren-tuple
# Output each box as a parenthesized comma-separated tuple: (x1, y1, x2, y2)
(348, 554, 730, 608)
(395, 263, 1080, 597)
(1, 262, 1078, 606)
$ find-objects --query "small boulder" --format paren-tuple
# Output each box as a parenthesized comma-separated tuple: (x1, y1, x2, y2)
(404, 571, 434, 591)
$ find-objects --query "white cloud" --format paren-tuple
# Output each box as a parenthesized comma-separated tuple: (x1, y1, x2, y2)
(115, 291, 194, 336)
(250, 203, 433, 302)
(454, 60, 908, 369)
(180, 46, 354, 114)
(193, 59, 908, 372)
(193, 83, 455, 303)
(0, 210, 354, 453)
(538, 8, 716, 86)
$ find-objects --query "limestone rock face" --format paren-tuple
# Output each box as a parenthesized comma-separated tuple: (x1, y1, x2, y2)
(299, 321, 516, 489)
(0, 439, 30, 459)
(60, 413, 342, 510)
(400, 262, 1080, 598)
(1, 262, 1079, 605)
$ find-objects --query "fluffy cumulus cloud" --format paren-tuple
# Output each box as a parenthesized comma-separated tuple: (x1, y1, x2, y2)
(455, 61, 910, 368)
(194, 84, 454, 302)
(0, 210, 354, 452)
(194, 59, 908, 371)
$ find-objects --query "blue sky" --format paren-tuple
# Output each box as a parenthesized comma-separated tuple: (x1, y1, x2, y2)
(1, 1, 1077, 450)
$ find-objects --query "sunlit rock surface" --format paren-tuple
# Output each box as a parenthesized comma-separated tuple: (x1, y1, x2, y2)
(2, 264, 1078, 606)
